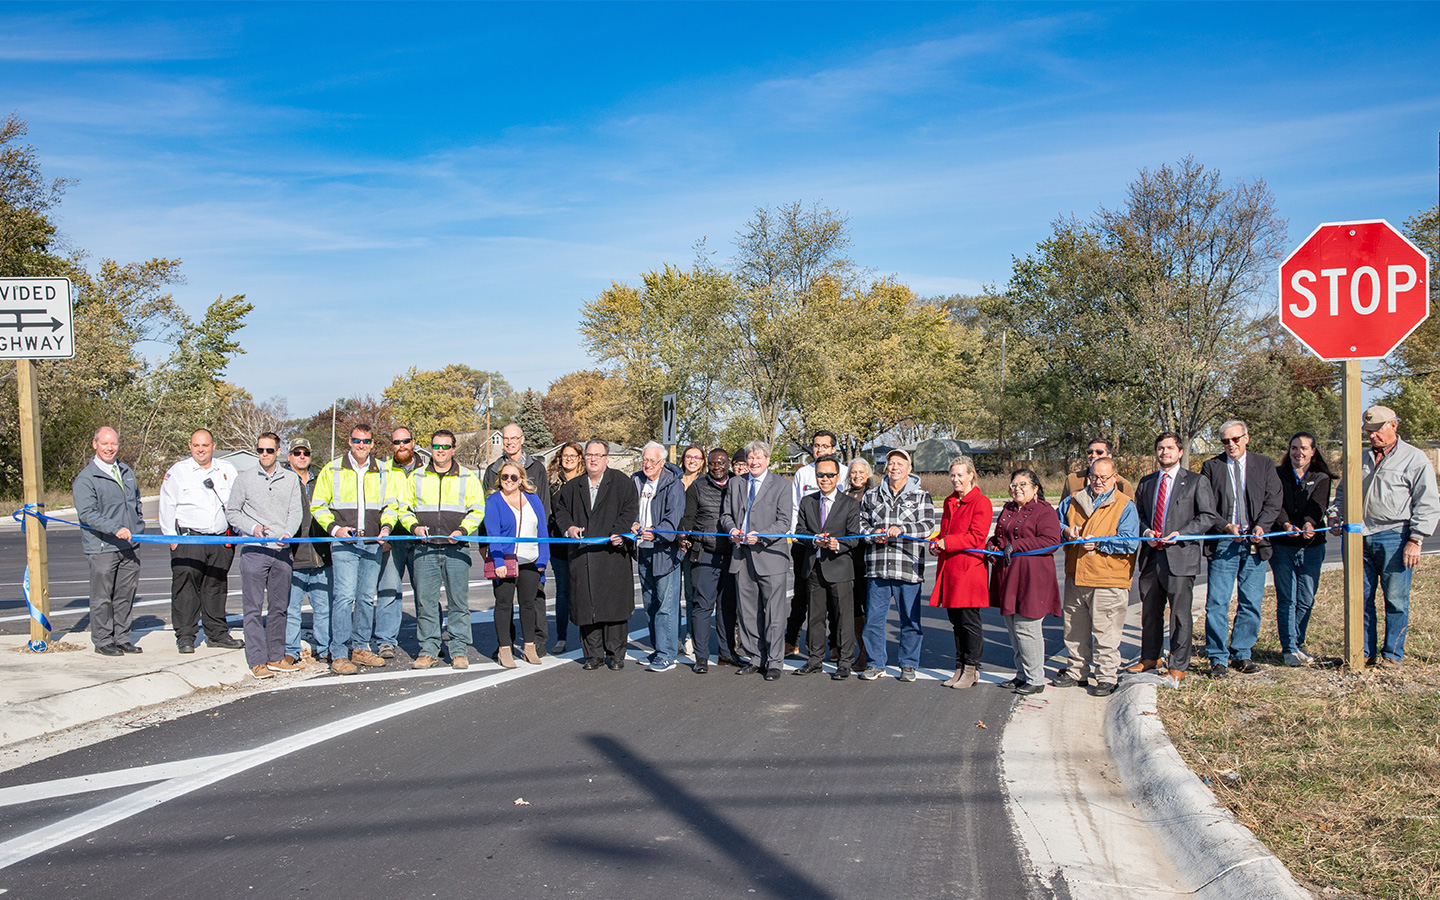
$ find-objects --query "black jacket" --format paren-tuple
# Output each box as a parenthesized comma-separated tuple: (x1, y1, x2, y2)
(1200, 452, 1284, 561)
(795, 490, 862, 583)
(681, 475, 732, 556)
(289, 467, 331, 569)
(1272, 464, 1331, 549)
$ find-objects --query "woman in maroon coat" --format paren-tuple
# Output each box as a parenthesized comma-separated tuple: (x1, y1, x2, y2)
(929, 457, 994, 689)
(987, 468, 1062, 696)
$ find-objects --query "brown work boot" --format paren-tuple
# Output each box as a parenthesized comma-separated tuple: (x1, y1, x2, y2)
(351, 648, 387, 667)
(250, 664, 274, 680)
(267, 658, 298, 672)
(496, 646, 517, 668)
(412, 654, 439, 669)
(452, 654, 470, 670)
(331, 658, 359, 676)
(1127, 659, 1160, 673)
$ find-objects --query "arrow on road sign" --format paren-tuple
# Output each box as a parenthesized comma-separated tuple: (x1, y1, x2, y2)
(0, 309, 64, 332)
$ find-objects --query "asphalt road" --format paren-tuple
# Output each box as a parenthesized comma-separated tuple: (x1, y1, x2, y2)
(0, 601, 1036, 899)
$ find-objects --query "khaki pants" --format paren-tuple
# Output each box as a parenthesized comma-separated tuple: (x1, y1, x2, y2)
(1062, 582, 1130, 685)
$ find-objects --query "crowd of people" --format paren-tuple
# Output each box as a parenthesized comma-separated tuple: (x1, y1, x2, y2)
(69, 406, 1437, 693)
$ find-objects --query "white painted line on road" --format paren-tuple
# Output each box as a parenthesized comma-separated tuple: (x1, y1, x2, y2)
(0, 628, 646, 872)
(0, 753, 248, 809)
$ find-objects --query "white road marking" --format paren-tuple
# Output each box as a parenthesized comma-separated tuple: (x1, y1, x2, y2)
(0, 628, 646, 872)
(0, 753, 248, 809)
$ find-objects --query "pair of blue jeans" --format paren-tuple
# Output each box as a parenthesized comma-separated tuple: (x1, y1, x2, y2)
(1363, 529, 1413, 661)
(329, 540, 382, 660)
(372, 541, 412, 649)
(286, 565, 332, 659)
(639, 549, 681, 665)
(1205, 540, 1267, 665)
(1270, 543, 1324, 653)
(862, 577, 923, 670)
(411, 543, 473, 660)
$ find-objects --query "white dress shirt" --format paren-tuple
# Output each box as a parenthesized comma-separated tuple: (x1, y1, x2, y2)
(159, 456, 238, 535)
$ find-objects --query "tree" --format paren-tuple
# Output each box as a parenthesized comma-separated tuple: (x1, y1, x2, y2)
(543, 369, 628, 443)
(382, 365, 483, 443)
(724, 201, 856, 442)
(0, 112, 70, 278)
(292, 395, 394, 466)
(218, 391, 292, 452)
(986, 158, 1287, 456)
(1376, 205, 1440, 441)
(1223, 316, 1340, 458)
(515, 389, 554, 454)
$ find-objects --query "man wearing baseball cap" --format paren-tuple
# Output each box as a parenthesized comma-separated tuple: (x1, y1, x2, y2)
(857, 448, 936, 682)
(1332, 406, 1440, 668)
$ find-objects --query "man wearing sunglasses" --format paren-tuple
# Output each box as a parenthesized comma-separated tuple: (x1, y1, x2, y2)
(226, 432, 303, 679)
(373, 426, 422, 660)
(394, 430, 485, 670)
(1060, 439, 1133, 501)
(282, 438, 332, 666)
(312, 423, 396, 676)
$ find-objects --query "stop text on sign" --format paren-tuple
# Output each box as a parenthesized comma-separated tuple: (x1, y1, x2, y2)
(1286, 264, 1419, 318)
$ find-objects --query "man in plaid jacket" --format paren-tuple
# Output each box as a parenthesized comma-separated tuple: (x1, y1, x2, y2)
(859, 449, 937, 682)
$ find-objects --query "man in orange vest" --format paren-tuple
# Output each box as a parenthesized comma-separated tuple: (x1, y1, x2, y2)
(1054, 456, 1139, 696)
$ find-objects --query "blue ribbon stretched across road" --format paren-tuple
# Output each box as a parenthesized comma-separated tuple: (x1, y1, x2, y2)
(12, 506, 1362, 558)
(18, 503, 52, 651)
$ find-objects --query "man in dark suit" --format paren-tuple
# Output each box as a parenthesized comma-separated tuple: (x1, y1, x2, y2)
(719, 440, 794, 681)
(1201, 419, 1283, 677)
(1131, 431, 1220, 680)
(793, 455, 863, 680)
(554, 440, 640, 671)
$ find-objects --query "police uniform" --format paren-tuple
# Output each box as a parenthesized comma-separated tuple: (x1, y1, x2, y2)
(159, 455, 241, 650)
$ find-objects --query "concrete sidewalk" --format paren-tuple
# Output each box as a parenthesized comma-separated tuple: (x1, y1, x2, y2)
(0, 630, 252, 748)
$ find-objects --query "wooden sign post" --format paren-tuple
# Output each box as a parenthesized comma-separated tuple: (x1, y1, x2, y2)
(1339, 361, 1365, 668)
(17, 358, 50, 648)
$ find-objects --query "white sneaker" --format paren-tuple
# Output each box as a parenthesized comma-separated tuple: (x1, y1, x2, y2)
(682, 637, 694, 658)
(1283, 649, 1315, 667)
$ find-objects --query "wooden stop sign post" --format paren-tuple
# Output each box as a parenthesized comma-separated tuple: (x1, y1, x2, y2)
(1279, 220, 1431, 669)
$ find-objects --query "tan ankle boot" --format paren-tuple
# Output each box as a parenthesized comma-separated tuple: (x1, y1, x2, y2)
(496, 646, 517, 668)
(955, 666, 979, 689)
(943, 667, 964, 687)
(523, 643, 541, 665)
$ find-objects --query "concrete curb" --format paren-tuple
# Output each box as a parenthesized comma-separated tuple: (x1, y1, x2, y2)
(0, 650, 251, 747)
(1105, 683, 1313, 900)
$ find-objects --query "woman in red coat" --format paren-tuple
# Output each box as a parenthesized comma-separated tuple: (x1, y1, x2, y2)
(988, 468, 1063, 696)
(929, 457, 994, 689)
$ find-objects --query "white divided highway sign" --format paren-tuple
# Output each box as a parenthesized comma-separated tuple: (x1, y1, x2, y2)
(0, 277, 74, 359)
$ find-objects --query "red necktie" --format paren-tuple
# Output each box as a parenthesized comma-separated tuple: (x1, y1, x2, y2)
(1154, 473, 1169, 535)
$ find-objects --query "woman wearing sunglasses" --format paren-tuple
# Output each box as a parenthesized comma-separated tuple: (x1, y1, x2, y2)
(485, 460, 550, 667)
(546, 442, 585, 653)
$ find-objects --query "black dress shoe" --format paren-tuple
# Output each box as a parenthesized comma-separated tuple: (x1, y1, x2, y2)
(794, 660, 824, 676)
(582, 658, 601, 670)
(1229, 658, 1260, 674)
(606, 658, 625, 671)
(1208, 663, 1229, 678)
(736, 664, 761, 675)
(1091, 682, 1117, 697)
(763, 668, 781, 681)
(832, 666, 851, 680)
(693, 661, 709, 674)
(209, 635, 244, 649)
(1014, 683, 1045, 696)
(997, 677, 1027, 690)
(94, 644, 123, 657)
(118, 643, 143, 654)
(177, 643, 195, 655)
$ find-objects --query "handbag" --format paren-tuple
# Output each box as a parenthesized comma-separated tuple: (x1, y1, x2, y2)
(485, 498, 522, 579)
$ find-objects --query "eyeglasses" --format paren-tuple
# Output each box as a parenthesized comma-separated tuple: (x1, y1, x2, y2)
(816, 471, 839, 479)
(256, 447, 278, 454)
(500, 473, 521, 482)
(392, 437, 413, 445)
(1009, 482, 1035, 491)
(290, 449, 311, 457)
(350, 438, 373, 445)
(1220, 436, 1246, 445)
(431, 443, 453, 450)
(584, 453, 607, 459)
(1087, 474, 1115, 482)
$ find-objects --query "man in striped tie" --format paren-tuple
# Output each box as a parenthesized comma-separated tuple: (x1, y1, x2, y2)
(1132, 431, 1220, 681)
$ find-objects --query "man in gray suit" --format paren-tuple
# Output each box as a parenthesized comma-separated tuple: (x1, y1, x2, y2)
(719, 440, 793, 681)
(72, 426, 146, 656)
(1131, 431, 1220, 680)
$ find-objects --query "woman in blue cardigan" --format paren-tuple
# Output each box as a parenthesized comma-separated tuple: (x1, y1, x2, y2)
(485, 460, 550, 667)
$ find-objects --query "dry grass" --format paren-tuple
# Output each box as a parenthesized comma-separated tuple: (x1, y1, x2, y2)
(1159, 557, 1440, 900)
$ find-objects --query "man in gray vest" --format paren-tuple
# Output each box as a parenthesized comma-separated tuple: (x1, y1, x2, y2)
(72, 426, 146, 656)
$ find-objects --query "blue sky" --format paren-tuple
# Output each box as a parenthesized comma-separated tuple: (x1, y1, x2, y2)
(4, 2, 1437, 415)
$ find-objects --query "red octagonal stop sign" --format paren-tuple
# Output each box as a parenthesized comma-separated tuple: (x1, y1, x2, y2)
(1279, 219, 1430, 360)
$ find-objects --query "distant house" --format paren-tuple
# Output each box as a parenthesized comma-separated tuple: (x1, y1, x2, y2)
(218, 449, 259, 472)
